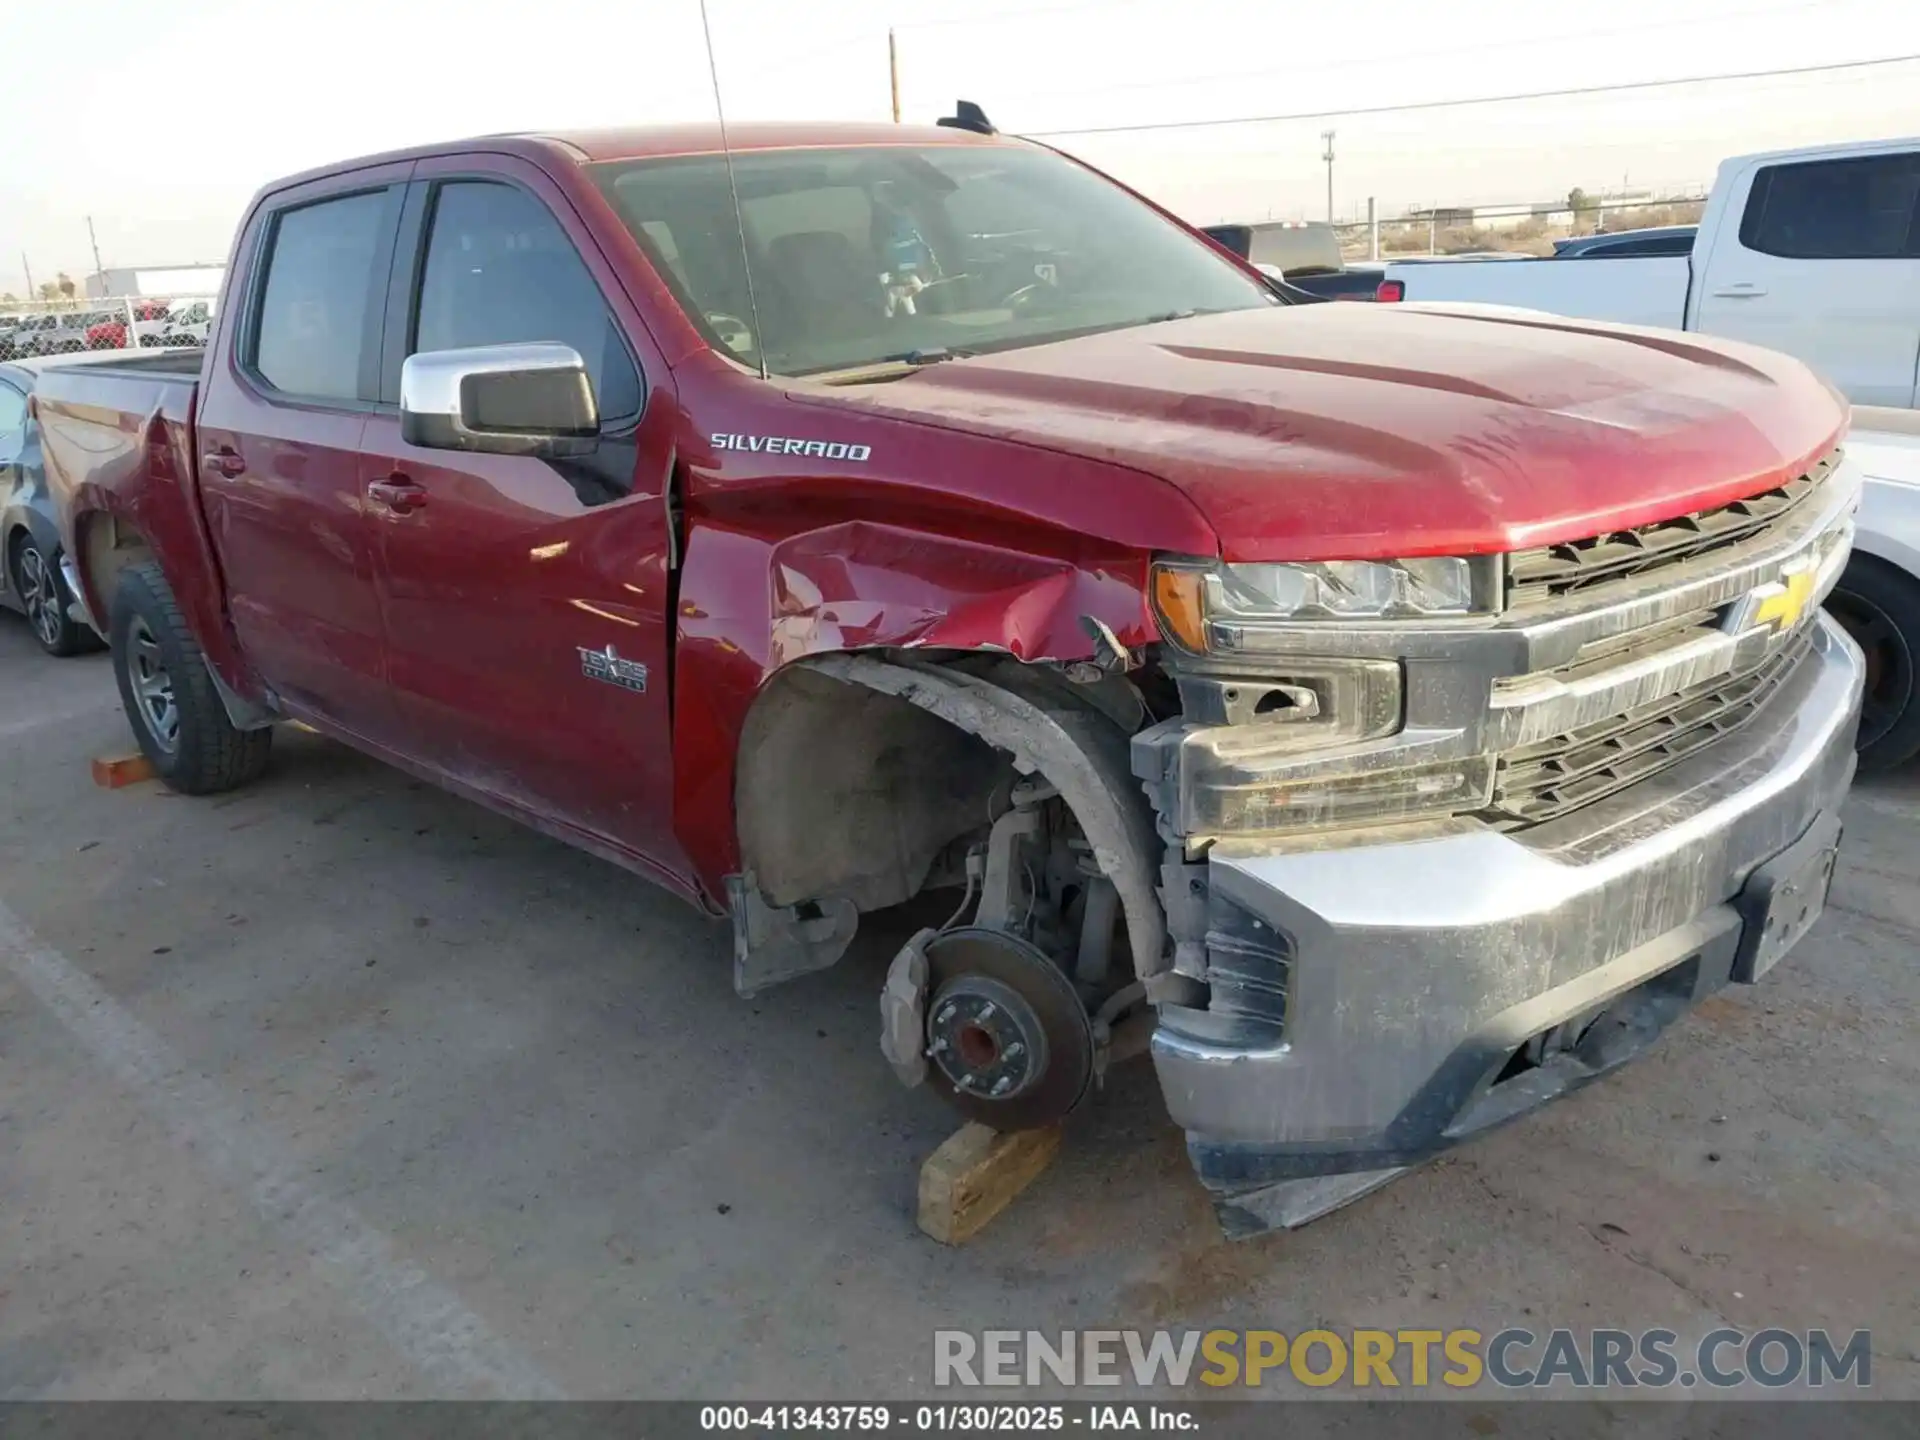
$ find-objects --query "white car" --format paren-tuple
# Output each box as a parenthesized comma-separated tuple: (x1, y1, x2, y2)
(1837, 409, 1920, 767)
(1380, 136, 1920, 408)
(155, 298, 217, 347)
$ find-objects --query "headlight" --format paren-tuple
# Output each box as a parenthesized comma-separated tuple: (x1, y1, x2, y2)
(1152, 556, 1493, 652)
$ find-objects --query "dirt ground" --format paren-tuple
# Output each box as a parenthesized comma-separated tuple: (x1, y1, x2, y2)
(1, 620, 1915, 1402)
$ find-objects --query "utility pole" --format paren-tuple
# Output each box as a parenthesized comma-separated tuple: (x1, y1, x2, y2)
(1367, 196, 1378, 261)
(21, 252, 34, 300)
(889, 29, 901, 123)
(1321, 130, 1336, 224)
(86, 216, 107, 296)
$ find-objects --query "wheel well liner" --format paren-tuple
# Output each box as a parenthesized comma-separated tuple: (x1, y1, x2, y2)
(777, 652, 1167, 983)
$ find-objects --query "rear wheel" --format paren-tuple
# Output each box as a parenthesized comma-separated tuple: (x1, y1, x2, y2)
(1828, 555, 1920, 771)
(9, 535, 88, 657)
(109, 560, 272, 793)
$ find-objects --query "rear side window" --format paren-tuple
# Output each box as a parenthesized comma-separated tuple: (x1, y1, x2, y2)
(251, 190, 390, 401)
(413, 181, 642, 421)
(1739, 153, 1920, 259)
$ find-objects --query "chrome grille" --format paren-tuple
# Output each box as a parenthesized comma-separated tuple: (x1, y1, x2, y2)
(1506, 452, 1838, 610)
(1486, 626, 1815, 828)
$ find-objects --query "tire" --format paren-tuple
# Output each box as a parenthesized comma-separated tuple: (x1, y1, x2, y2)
(1827, 554, 1920, 772)
(109, 559, 272, 794)
(8, 533, 91, 657)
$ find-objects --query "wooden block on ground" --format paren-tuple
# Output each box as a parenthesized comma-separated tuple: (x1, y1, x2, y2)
(91, 752, 155, 789)
(917, 1121, 1062, 1246)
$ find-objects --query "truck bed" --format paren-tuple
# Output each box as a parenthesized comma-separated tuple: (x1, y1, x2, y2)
(1383, 254, 1691, 329)
(30, 353, 208, 643)
(34, 348, 207, 382)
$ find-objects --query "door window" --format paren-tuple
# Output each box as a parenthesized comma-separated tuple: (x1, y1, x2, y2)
(250, 189, 391, 401)
(1739, 153, 1920, 260)
(413, 181, 641, 421)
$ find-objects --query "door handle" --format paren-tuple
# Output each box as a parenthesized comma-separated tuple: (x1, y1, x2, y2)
(201, 447, 246, 478)
(1711, 282, 1767, 298)
(366, 474, 428, 514)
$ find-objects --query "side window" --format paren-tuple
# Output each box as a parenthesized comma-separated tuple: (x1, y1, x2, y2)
(0, 384, 27, 462)
(251, 189, 390, 401)
(414, 181, 642, 422)
(1739, 153, 1920, 260)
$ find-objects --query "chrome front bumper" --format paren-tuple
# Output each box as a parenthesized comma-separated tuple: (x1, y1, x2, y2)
(1151, 613, 1863, 1202)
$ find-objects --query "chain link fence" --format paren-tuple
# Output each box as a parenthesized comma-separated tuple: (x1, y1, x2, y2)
(0, 294, 219, 361)
(1332, 195, 1709, 262)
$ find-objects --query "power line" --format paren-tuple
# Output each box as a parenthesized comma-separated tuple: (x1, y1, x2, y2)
(893, 0, 1159, 31)
(730, 0, 1156, 71)
(1019, 0, 1836, 105)
(1025, 53, 1920, 139)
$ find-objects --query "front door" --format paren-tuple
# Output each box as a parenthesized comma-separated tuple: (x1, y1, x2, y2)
(1694, 148, 1920, 408)
(356, 166, 687, 879)
(195, 168, 410, 738)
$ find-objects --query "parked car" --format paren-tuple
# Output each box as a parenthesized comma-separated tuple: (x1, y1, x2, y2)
(0, 353, 129, 654)
(1552, 224, 1698, 258)
(15, 310, 116, 357)
(1255, 259, 1386, 300)
(1207, 221, 1386, 300)
(149, 298, 216, 347)
(87, 299, 173, 351)
(4, 313, 62, 357)
(1833, 408, 1920, 768)
(0, 314, 38, 360)
(1379, 136, 1920, 406)
(33, 117, 1863, 1235)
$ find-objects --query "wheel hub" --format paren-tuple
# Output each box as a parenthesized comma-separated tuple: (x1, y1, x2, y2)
(16, 545, 60, 648)
(920, 926, 1094, 1130)
(126, 614, 180, 753)
(927, 974, 1049, 1100)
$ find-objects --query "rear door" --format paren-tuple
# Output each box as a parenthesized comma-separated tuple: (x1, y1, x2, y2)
(195, 163, 412, 738)
(1692, 147, 1920, 407)
(356, 159, 689, 881)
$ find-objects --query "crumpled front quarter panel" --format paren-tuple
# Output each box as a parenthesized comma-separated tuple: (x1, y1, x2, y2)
(668, 373, 1212, 898)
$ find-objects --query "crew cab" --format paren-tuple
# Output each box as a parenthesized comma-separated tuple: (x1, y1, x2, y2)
(1380, 137, 1920, 408)
(33, 118, 1865, 1235)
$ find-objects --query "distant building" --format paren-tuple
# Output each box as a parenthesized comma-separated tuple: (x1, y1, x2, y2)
(1402, 206, 1476, 228)
(86, 264, 224, 299)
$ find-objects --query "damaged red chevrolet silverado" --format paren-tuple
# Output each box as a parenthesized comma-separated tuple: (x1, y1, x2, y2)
(34, 115, 1863, 1236)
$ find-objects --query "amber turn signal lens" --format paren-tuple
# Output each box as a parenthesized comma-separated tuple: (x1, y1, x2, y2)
(1152, 566, 1209, 653)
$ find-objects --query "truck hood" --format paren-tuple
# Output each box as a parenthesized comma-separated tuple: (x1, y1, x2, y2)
(809, 304, 1847, 562)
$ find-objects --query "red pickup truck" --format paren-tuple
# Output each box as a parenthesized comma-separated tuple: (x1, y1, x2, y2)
(34, 118, 1865, 1235)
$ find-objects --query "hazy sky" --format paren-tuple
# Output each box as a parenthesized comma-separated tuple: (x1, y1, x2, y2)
(3, 0, 1916, 297)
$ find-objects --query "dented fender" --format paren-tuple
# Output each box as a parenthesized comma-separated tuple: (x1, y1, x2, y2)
(665, 387, 1219, 907)
(670, 515, 1173, 903)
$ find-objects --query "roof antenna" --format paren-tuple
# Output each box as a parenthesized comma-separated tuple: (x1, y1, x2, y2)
(697, 0, 769, 380)
(937, 100, 996, 135)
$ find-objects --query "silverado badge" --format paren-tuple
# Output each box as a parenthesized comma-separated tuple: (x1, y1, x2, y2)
(579, 644, 648, 693)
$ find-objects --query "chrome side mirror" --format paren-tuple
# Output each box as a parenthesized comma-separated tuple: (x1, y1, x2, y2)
(400, 342, 599, 458)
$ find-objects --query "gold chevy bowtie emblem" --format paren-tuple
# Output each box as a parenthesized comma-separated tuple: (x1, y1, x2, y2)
(1750, 567, 1816, 633)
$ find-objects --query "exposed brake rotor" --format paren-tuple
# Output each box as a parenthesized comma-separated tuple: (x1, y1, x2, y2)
(922, 926, 1094, 1130)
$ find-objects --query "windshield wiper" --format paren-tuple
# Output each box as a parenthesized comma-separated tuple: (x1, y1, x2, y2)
(812, 346, 977, 385)
(878, 345, 974, 365)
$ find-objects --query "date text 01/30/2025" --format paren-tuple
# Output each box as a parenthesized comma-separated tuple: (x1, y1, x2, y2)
(698, 1405, 1198, 1431)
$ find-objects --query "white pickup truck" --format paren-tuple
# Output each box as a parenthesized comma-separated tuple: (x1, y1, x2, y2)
(1381, 136, 1920, 409)
(1841, 410, 1920, 768)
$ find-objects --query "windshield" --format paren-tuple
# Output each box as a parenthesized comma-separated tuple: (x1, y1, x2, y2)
(590, 143, 1276, 377)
